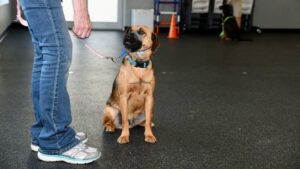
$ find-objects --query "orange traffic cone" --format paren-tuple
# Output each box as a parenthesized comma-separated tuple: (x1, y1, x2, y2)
(168, 14, 178, 39)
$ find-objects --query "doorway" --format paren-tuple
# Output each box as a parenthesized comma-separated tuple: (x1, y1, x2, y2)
(62, 0, 123, 30)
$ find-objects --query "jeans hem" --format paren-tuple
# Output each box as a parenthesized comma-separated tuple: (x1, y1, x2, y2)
(31, 140, 38, 146)
(39, 139, 80, 155)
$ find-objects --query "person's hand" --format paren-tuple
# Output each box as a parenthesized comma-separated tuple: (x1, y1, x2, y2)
(72, 0, 92, 38)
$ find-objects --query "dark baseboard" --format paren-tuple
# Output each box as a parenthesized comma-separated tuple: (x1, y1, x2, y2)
(0, 26, 10, 43)
(0, 22, 28, 43)
(256, 28, 300, 33)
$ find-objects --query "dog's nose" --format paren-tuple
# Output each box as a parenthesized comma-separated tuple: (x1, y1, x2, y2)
(128, 32, 137, 40)
(123, 31, 143, 52)
(124, 32, 138, 45)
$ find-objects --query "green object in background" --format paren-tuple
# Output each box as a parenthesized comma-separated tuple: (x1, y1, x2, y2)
(219, 16, 235, 39)
(219, 31, 225, 39)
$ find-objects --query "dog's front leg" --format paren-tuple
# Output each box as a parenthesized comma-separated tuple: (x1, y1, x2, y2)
(144, 94, 157, 143)
(118, 94, 130, 144)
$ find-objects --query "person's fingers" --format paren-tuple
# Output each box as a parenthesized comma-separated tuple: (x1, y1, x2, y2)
(73, 25, 81, 37)
(73, 25, 85, 38)
(80, 30, 87, 38)
(86, 28, 92, 38)
(78, 24, 92, 38)
(80, 25, 88, 37)
(72, 26, 77, 35)
(81, 28, 89, 38)
(72, 15, 92, 38)
(73, 28, 81, 38)
(86, 23, 92, 37)
(84, 25, 92, 38)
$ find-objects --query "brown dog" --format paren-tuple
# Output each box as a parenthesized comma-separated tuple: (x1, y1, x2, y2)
(102, 26, 159, 144)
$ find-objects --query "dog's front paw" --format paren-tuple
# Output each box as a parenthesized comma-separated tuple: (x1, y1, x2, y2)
(145, 135, 157, 143)
(117, 135, 130, 144)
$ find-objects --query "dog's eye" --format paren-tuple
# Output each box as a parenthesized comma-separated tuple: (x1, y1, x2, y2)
(137, 28, 146, 36)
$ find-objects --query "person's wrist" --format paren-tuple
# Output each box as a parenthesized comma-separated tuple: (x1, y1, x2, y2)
(72, 0, 88, 9)
(73, 10, 89, 15)
(73, 9, 88, 12)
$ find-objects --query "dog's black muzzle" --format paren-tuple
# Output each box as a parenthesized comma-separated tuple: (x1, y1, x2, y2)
(123, 30, 143, 53)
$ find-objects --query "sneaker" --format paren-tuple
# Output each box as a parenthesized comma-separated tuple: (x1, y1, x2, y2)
(31, 132, 88, 152)
(37, 142, 101, 164)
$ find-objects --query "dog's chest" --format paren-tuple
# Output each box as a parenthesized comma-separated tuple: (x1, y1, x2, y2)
(128, 81, 151, 96)
(129, 69, 153, 94)
(128, 68, 153, 84)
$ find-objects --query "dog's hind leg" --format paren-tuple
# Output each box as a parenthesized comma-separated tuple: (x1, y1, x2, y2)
(103, 106, 119, 132)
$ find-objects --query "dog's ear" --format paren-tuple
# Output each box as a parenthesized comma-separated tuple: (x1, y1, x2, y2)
(125, 26, 131, 34)
(151, 32, 160, 52)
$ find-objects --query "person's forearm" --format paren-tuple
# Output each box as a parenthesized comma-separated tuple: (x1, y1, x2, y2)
(72, 0, 92, 38)
(72, 0, 89, 13)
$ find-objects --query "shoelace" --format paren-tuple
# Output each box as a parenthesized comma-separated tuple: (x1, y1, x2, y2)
(66, 143, 89, 158)
(76, 143, 87, 151)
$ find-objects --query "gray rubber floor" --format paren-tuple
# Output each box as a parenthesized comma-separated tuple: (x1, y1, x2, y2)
(0, 24, 299, 169)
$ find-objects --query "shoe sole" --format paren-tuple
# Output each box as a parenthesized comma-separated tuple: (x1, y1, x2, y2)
(31, 138, 88, 152)
(37, 152, 101, 164)
(31, 144, 39, 152)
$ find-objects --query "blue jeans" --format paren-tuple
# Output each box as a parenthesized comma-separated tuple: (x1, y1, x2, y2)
(20, 0, 79, 155)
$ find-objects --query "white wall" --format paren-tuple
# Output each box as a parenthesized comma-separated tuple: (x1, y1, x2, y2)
(124, 0, 153, 26)
(0, 3, 11, 35)
(253, 0, 300, 29)
(0, 0, 16, 36)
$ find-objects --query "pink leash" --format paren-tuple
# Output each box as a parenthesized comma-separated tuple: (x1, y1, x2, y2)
(82, 41, 116, 61)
